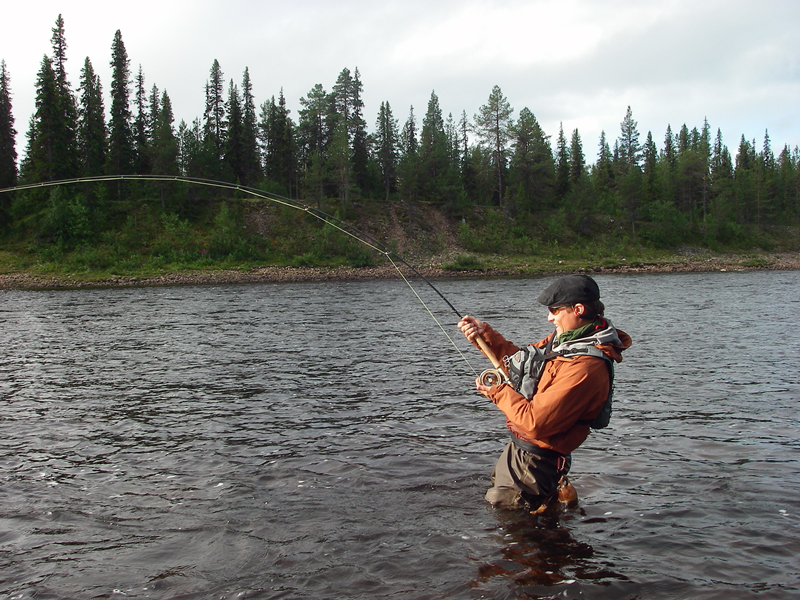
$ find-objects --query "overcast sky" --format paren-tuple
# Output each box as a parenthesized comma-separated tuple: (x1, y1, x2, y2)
(3, 0, 799, 163)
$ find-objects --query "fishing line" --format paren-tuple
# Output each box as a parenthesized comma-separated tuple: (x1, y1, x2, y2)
(0, 174, 480, 376)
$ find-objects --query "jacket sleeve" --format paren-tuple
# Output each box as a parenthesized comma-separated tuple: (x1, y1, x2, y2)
(487, 355, 609, 439)
(469, 322, 521, 369)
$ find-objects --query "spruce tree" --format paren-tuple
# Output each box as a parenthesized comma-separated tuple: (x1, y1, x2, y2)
(107, 30, 134, 176)
(554, 123, 570, 200)
(569, 128, 584, 185)
(398, 106, 420, 202)
(374, 101, 399, 200)
(508, 107, 553, 213)
(350, 68, 369, 193)
(420, 91, 458, 204)
(151, 90, 178, 174)
(50, 14, 78, 165)
(710, 128, 734, 223)
(0, 60, 17, 189)
(225, 80, 244, 182)
(150, 90, 179, 208)
(642, 131, 658, 204)
(262, 91, 295, 194)
(22, 16, 79, 183)
(203, 59, 226, 177)
(23, 55, 79, 182)
(133, 65, 150, 174)
(734, 135, 756, 223)
(594, 130, 615, 194)
(77, 57, 106, 177)
(240, 68, 261, 186)
(617, 106, 641, 174)
(458, 110, 477, 203)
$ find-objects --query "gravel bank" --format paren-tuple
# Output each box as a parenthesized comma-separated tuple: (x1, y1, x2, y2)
(1, 252, 798, 290)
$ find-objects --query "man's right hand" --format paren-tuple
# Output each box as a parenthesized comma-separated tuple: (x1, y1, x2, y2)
(457, 315, 485, 342)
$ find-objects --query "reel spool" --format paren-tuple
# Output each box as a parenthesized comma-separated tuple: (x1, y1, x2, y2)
(479, 368, 508, 387)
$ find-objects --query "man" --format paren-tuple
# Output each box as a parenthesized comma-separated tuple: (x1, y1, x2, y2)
(457, 274, 631, 511)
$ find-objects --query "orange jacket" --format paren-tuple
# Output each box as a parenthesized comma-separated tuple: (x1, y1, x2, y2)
(475, 322, 632, 456)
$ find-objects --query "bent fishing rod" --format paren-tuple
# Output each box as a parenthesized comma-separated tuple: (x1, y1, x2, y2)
(1, 174, 501, 378)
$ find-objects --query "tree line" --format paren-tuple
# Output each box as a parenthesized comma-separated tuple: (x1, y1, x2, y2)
(1, 15, 799, 251)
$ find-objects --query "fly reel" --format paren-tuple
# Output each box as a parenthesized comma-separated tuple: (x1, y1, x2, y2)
(479, 368, 508, 387)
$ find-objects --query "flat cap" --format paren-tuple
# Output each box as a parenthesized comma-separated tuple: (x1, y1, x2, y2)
(536, 274, 600, 306)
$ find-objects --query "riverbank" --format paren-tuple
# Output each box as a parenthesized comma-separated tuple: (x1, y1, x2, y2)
(1, 250, 798, 290)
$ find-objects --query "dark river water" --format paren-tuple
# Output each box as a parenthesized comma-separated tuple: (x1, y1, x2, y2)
(1, 270, 799, 599)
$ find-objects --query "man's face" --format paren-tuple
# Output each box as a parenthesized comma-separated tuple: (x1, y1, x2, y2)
(547, 303, 585, 335)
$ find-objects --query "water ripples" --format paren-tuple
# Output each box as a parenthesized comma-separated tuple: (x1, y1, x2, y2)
(1, 271, 799, 598)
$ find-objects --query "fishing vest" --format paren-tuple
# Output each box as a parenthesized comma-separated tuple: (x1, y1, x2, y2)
(504, 338, 615, 430)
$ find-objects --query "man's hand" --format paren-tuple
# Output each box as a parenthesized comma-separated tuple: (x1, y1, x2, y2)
(474, 377, 493, 399)
(457, 315, 485, 342)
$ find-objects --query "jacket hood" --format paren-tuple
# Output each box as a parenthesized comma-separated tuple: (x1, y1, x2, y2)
(553, 318, 631, 363)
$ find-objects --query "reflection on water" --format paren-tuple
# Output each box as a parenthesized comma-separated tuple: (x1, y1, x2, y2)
(1, 270, 799, 599)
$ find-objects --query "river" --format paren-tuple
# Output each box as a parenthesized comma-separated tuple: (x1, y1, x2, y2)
(1, 270, 799, 599)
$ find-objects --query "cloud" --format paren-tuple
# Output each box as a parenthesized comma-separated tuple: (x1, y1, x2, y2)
(2, 0, 799, 164)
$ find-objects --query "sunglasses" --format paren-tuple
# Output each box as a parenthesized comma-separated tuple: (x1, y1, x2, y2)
(548, 304, 573, 315)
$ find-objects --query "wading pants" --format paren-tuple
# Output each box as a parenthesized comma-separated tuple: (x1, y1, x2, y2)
(485, 439, 571, 509)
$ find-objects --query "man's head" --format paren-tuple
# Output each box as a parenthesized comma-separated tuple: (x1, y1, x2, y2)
(537, 274, 604, 335)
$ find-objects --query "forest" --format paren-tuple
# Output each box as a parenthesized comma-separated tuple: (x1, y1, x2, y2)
(1, 16, 799, 277)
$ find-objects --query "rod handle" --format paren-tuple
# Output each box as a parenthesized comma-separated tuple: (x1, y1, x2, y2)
(475, 334, 502, 370)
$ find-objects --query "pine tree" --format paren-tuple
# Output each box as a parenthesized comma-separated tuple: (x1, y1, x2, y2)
(298, 83, 330, 187)
(374, 101, 399, 200)
(0, 60, 17, 190)
(331, 67, 368, 193)
(331, 68, 354, 137)
(107, 30, 134, 176)
(474, 85, 513, 203)
(76, 57, 106, 177)
(328, 115, 353, 206)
